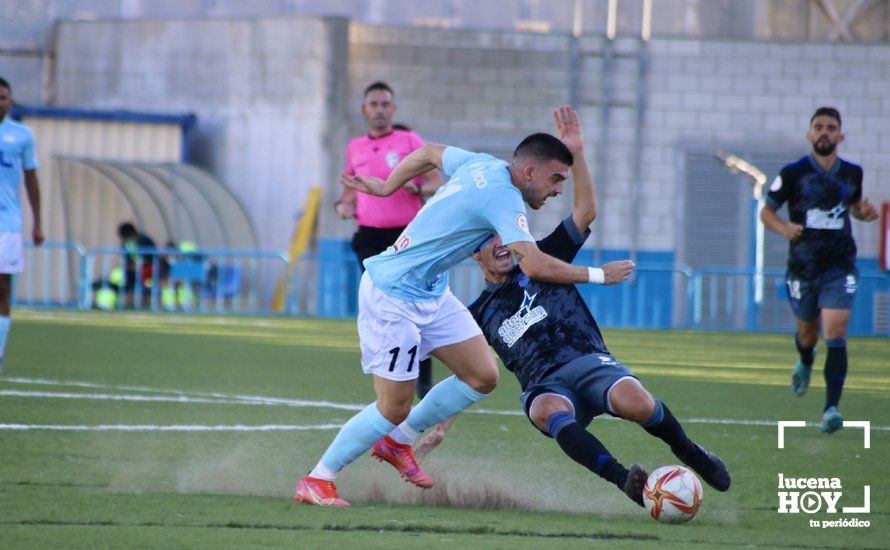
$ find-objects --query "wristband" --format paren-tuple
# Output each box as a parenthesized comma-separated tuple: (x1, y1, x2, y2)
(587, 267, 605, 284)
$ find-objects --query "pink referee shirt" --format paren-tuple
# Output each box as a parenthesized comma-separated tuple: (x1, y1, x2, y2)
(345, 129, 426, 229)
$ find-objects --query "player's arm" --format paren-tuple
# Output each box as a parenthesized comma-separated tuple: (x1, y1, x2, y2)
(553, 106, 596, 232)
(759, 203, 802, 241)
(850, 197, 878, 222)
(507, 240, 633, 285)
(23, 169, 43, 246)
(341, 143, 446, 197)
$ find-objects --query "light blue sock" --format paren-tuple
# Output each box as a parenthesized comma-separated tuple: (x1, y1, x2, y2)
(403, 375, 486, 434)
(313, 402, 395, 478)
(0, 316, 10, 367)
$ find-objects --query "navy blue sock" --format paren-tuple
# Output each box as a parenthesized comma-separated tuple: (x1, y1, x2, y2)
(795, 332, 815, 367)
(551, 416, 628, 489)
(641, 401, 694, 457)
(824, 338, 847, 411)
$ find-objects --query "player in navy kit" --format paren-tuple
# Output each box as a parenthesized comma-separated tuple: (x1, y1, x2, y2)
(760, 107, 878, 434)
(417, 108, 731, 507)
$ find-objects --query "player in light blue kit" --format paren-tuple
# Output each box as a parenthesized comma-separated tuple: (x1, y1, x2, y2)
(0, 78, 44, 372)
(296, 106, 629, 506)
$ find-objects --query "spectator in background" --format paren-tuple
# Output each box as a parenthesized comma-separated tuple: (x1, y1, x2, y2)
(0, 77, 43, 371)
(334, 81, 444, 398)
(117, 222, 159, 295)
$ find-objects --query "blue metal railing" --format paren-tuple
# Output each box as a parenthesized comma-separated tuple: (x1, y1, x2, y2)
(17, 241, 86, 308)
(80, 246, 289, 315)
(14, 241, 890, 335)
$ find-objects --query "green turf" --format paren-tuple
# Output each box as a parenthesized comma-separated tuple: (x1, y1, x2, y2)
(1, 310, 887, 548)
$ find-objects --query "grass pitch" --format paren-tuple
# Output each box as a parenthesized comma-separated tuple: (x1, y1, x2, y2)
(1, 310, 887, 548)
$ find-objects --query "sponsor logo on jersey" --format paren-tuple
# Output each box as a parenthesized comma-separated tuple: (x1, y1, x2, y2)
(498, 290, 548, 348)
(392, 234, 411, 253)
(805, 202, 845, 230)
(515, 214, 530, 234)
(385, 152, 399, 169)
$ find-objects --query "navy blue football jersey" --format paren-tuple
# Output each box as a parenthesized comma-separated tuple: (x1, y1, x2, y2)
(468, 217, 608, 390)
(766, 155, 863, 279)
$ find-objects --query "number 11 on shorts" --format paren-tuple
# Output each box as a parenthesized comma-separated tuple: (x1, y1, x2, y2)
(388, 345, 418, 372)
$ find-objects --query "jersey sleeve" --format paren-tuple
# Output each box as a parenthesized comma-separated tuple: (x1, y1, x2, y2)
(479, 193, 535, 246)
(22, 128, 38, 170)
(536, 216, 590, 263)
(765, 167, 791, 209)
(441, 146, 476, 177)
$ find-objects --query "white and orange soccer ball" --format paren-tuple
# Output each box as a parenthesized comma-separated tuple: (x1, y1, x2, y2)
(642, 465, 703, 524)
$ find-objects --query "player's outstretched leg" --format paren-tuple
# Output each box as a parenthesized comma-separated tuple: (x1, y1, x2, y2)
(791, 332, 815, 396)
(641, 400, 731, 492)
(527, 392, 644, 507)
(820, 337, 847, 434)
(548, 411, 643, 507)
(609, 378, 731, 492)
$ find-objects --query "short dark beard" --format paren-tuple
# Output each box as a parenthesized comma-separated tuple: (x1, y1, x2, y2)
(813, 141, 836, 157)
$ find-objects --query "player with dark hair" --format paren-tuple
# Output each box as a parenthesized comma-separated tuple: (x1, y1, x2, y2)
(294, 106, 623, 507)
(0, 76, 43, 371)
(760, 106, 878, 433)
(334, 81, 443, 398)
(416, 108, 731, 506)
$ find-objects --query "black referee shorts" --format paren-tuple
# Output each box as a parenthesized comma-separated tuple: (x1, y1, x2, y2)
(351, 225, 406, 272)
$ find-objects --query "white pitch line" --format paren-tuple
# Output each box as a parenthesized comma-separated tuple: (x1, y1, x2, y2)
(2, 377, 889, 431)
(0, 390, 270, 406)
(0, 423, 343, 432)
(0, 376, 362, 411)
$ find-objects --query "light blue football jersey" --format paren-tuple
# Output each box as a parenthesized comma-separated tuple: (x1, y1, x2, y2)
(0, 118, 38, 233)
(364, 146, 535, 301)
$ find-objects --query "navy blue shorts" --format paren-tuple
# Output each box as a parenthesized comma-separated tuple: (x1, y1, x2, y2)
(785, 268, 858, 322)
(519, 353, 636, 438)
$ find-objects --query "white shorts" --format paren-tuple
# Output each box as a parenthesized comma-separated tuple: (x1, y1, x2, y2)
(358, 271, 483, 381)
(0, 232, 24, 274)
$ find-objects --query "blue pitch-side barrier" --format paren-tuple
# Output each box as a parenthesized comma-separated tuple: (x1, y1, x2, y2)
(15, 241, 890, 336)
(17, 242, 288, 316)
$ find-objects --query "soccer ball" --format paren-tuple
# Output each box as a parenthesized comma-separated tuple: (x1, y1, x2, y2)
(643, 465, 703, 524)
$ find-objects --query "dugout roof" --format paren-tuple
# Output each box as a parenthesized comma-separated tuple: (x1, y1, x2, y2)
(56, 157, 258, 250)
